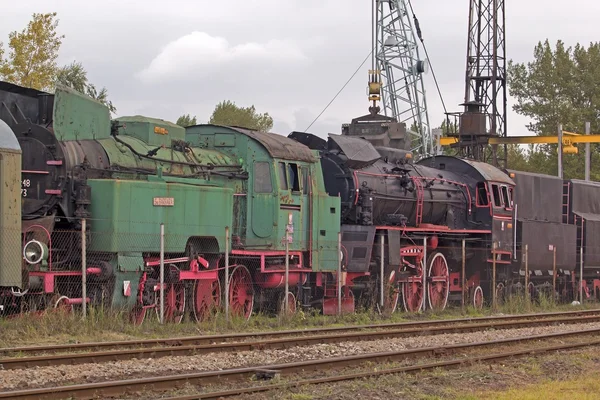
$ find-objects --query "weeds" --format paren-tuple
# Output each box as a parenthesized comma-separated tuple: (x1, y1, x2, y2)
(0, 294, 598, 348)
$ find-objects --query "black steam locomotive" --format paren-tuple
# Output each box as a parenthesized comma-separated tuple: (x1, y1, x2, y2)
(291, 110, 600, 312)
(290, 112, 516, 313)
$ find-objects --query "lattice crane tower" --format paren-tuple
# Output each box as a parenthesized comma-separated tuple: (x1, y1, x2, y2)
(446, 0, 507, 167)
(368, 0, 433, 157)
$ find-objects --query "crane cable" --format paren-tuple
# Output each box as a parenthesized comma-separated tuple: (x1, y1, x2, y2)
(304, 0, 447, 133)
(303, 48, 374, 133)
(407, 0, 447, 115)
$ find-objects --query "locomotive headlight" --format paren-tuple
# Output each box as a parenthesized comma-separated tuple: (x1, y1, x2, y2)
(23, 240, 49, 265)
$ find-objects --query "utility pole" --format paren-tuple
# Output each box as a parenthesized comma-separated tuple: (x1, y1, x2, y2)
(585, 122, 591, 181)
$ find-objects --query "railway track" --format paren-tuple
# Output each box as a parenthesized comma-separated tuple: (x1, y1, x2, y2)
(1, 309, 600, 370)
(2, 327, 599, 400)
(2, 308, 599, 358)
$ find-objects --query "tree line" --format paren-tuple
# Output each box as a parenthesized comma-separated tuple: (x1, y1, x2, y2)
(2, 13, 598, 179)
(0, 12, 117, 113)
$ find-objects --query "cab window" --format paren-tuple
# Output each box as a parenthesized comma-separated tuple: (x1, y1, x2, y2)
(288, 163, 300, 192)
(491, 184, 502, 207)
(501, 186, 510, 208)
(302, 167, 309, 195)
(476, 182, 489, 206)
(253, 162, 272, 193)
(278, 162, 288, 190)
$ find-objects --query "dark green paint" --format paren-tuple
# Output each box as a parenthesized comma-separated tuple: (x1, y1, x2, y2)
(114, 116, 185, 146)
(87, 178, 234, 254)
(97, 134, 238, 177)
(185, 125, 342, 271)
(53, 84, 111, 141)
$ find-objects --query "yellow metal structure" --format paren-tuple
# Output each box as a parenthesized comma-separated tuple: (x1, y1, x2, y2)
(368, 69, 382, 102)
(438, 131, 600, 154)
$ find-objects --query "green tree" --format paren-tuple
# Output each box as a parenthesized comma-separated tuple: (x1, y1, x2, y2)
(438, 118, 459, 135)
(176, 114, 197, 127)
(209, 100, 273, 131)
(507, 39, 600, 179)
(0, 12, 64, 91)
(55, 61, 116, 114)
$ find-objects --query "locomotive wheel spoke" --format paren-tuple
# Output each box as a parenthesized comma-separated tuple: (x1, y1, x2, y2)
(130, 306, 147, 325)
(495, 282, 506, 305)
(193, 278, 221, 322)
(401, 257, 425, 313)
(377, 270, 399, 315)
(427, 252, 450, 311)
(401, 279, 424, 313)
(278, 291, 297, 316)
(471, 285, 484, 309)
(52, 295, 74, 315)
(229, 265, 254, 320)
(401, 258, 424, 313)
(164, 283, 186, 324)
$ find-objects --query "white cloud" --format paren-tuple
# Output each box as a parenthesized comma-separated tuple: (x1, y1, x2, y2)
(137, 31, 308, 83)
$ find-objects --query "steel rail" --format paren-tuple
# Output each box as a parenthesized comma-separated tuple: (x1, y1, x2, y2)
(1, 327, 600, 400)
(2, 308, 599, 358)
(2, 313, 600, 370)
(162, 336, 600, 400)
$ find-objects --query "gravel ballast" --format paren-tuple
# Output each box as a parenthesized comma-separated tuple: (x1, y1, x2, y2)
(1, 321, 600, 390)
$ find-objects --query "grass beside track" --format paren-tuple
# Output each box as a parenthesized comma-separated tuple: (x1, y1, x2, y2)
(0, 293, 597, 348)
(468, 375, 600, 400)
(201, 346, 600, 400)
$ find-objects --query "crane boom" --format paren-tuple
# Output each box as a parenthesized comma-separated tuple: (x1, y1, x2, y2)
(369, 0, 433, 157)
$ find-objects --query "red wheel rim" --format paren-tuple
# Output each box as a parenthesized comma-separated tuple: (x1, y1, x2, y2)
(130, 306, 147, 325)
(473, 286, 483, 309)
(401, 260, 424, 313)
(164, 283, 186, 323)
(279, 291, 297, 315)
(52, 295, 74, 315)
(427, 252, 449, 311)
(379, 270, 399, 314)
(229, 265, 254, 320)
(496, 283, 505, 304)
(193, 279, 221, 322)
(528, 282, 536, 299)
(402, 280, 424, 312)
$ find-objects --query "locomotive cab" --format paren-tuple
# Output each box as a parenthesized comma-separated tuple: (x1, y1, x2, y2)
(418, 156, 516, 263)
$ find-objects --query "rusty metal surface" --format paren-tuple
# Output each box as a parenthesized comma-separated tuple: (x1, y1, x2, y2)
(3, 312, 600, 370)
(0, 81, 44, 129)
(460, 158, 515, 184)
(226, 126, 316, 162)
(517, 220, 577, 271)
(418, 155, 514, 185)
(570, 178, 600, 215)
(509, 169, 563, 223)
(2, 328, 600, 400)
(328, 134, 381, 169)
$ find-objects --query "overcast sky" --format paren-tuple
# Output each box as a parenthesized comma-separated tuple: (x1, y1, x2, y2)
(2, 0, 599, 139)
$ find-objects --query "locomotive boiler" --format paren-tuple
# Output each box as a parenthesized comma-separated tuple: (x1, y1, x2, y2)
(289, 131, 488, 232)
